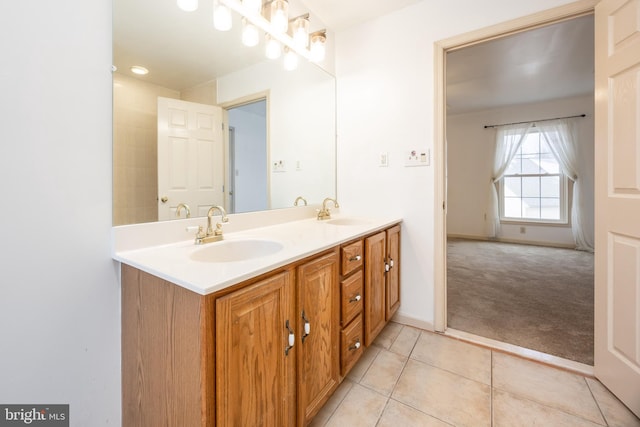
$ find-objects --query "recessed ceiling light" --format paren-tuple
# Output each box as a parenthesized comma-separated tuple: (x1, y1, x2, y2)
(130, 66, 149, 75)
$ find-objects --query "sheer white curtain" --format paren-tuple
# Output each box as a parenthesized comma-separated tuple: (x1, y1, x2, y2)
(537, 119, 593, 251)
(488, 123, 533, 237)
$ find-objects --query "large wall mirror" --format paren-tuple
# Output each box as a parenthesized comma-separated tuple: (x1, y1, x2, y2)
(113, 0, 336, 226)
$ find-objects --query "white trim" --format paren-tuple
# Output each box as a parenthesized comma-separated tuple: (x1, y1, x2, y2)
(445, 328, 594, 377)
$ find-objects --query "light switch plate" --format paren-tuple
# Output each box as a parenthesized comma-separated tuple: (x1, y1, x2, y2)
(404, 149, 429, 167)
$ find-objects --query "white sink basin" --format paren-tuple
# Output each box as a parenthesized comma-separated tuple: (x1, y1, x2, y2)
(325, 218, 372, 226)
(190, 239, 284, 263)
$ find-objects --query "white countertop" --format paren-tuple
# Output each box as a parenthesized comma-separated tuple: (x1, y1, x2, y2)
(113, 214, 402, 295)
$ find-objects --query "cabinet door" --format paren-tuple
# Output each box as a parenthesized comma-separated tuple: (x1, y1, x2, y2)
(297, 250, 340, 426)
(386, 225, 401, 320)
(364, 231, 386, 346)
(216, 271, 296, 427)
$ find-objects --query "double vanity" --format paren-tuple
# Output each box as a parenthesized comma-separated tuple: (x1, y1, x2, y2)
(113, 207, 401, 426)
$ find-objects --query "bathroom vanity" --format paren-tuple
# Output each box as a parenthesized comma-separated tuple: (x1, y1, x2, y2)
(114, 212, 401, 426)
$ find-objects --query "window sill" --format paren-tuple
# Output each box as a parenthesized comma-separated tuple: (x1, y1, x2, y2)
(500, 219, 570, 228)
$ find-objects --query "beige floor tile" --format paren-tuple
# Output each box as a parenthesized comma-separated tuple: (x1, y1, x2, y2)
(410, 331, 491, 385)
(389, 325, 421, 356)
(325, 383, 388, 427)
(309, 379, 355, 427)
(585, 378, 640, 427)
(392, 358, 491, 427)
(360, 349, 407, 396)
(373, 321, 403, 349)
(493, 388, 604, 427)
(493, 352, 604, 424)
(378, 399, 453, 427)
(347, 345, 380, 383)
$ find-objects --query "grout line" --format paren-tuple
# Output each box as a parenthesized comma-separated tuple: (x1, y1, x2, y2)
(584, 377, 609, 426)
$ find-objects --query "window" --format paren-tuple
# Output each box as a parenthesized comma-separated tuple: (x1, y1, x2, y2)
(500, 131, 567, 223)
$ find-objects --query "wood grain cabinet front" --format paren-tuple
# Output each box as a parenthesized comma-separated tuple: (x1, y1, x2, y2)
(120, 223, 400, 427)
(364, 225, 401, 346)
(215, 271, 297, 427)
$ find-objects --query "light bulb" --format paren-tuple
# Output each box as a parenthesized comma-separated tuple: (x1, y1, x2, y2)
(213, 0, 232, 31)
(292, 16, 310, 48)
(177, 0, 198, 11)
(242, 0, 262, 15)
(310, 32, 326, 62)
(270, 0, 289, 33)
(283, 47, 298, 71)
(265, 34, 281, 59)
(242, 19, 260, 47)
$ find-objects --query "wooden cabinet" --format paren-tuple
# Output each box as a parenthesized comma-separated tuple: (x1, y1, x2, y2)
(386, 224, 401, 320)
(121, 223, 400, 427)
(364, 225, 401, 346)
(296, 250, 340, 426)
(215, 271, 296, 426)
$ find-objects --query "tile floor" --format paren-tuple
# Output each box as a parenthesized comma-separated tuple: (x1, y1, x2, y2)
(310, 322, 640, 427)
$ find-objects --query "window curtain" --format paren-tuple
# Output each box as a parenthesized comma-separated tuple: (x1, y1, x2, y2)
(537, 119, 594, 252)
(487, 123, 533, 237)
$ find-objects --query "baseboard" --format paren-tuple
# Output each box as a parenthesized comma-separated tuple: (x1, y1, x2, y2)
(447, 233, 575, 249)
(391, 313, 434, 332)
(445, 328, 595, 377)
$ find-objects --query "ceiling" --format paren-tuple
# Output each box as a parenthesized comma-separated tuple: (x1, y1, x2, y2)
(114, 1, 594, 113)
(446, 14, 595, 114)
(301, 0, 422, 31)
(112, 0, 421, 91)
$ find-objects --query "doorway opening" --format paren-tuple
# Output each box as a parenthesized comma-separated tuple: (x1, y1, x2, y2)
(435, 6, 595, 368)
(225, 98, 268, 213)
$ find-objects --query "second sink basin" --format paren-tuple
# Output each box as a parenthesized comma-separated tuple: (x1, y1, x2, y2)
(190, 239, 284, 263)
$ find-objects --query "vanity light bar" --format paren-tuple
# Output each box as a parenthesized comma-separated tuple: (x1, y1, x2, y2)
(219, 0, 313, 61)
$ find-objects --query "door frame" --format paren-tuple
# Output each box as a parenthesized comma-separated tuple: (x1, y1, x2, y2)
(220, 91, 270, 213)
(433, 0, 598, 332)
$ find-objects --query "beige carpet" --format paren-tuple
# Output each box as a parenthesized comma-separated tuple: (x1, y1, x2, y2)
(447, 238, 594, 365)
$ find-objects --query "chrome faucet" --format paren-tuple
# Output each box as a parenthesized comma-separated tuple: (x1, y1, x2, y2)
(194, 205, 229, 245)
(317, 197, 339, 220)
(176, 203, 191, 218)
(294, 196, 307, 206)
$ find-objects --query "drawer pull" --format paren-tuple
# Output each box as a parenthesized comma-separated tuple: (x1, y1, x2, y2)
(349, 340, 361, 351)
(301, 310, 310, 343)
(349, 255, 362, 262)
(349, 294, 361, 303)
(285, 320, 295, 355)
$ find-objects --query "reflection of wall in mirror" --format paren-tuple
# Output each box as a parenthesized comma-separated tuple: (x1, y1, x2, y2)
(218, 60, 336, 209)
(112, 73, 218, 226)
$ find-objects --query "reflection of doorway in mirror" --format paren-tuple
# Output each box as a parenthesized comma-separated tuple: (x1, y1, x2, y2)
(227, 99, 268, 214)
(157, 97, 225, 220)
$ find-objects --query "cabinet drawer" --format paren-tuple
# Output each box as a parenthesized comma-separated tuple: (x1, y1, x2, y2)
(341, 314, 364, 376)
(341, 240, 363, 276)
(341, 270, 363, 326)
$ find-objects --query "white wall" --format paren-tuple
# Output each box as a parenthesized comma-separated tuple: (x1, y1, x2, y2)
(217, 59, 336, 208)
(447, 95, 595, 247)
(335, 0, 576, 327)
(0, 1, 120, 425)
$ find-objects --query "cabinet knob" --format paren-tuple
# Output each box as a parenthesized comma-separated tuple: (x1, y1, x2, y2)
(349, 340, 361, 351)
(349, 294, 361, 303)
(349, 254, 362, 262)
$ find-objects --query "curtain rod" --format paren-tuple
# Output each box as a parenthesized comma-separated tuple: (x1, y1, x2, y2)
(483, 114, 586, 129)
